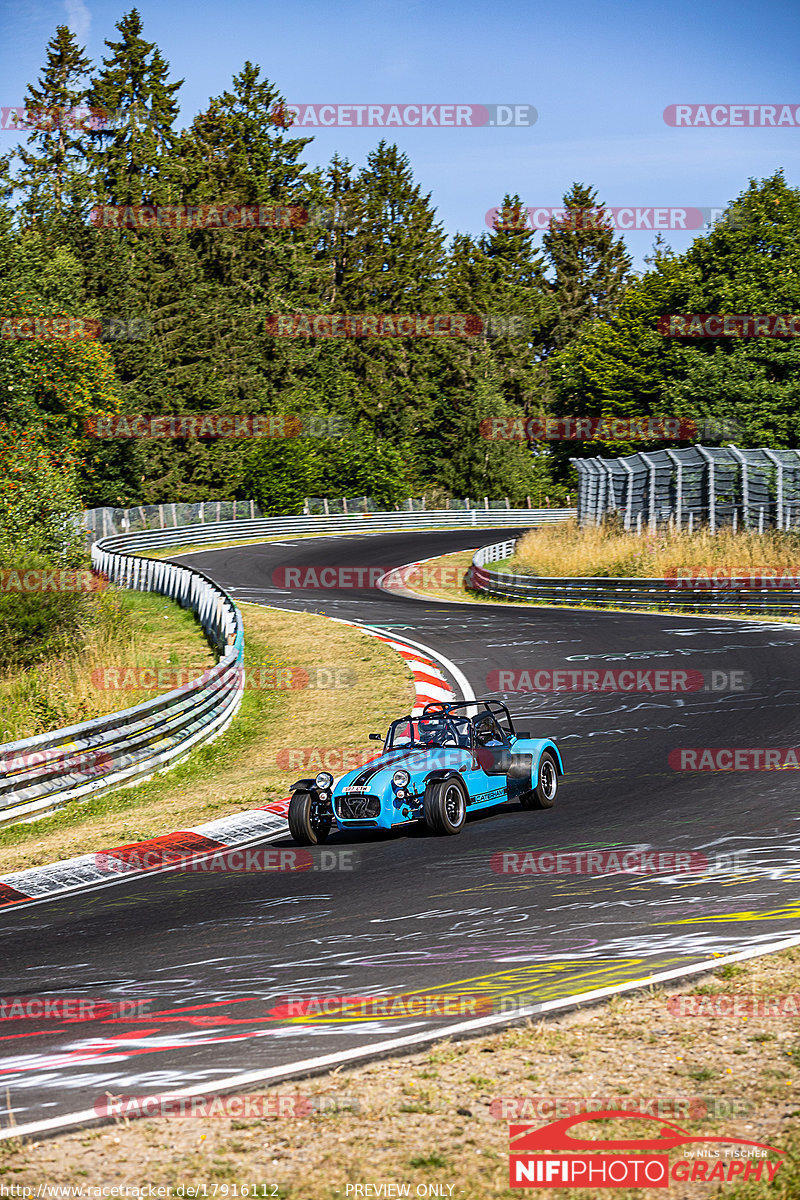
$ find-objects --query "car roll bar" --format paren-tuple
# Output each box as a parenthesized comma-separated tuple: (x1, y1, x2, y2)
(421, 698, 516, 736)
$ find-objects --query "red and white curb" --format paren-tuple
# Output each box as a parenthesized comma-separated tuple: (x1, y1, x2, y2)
(330, 617, 473, 714)
(0, 804, 291, 912)
(360, 631, 456, 713)
(377, 554, 468, 605)
(0, 626, 466, 912)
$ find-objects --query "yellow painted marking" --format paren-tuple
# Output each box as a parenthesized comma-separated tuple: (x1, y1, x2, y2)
(657, 901, 800, 926)
(277, 956, 694, 1024)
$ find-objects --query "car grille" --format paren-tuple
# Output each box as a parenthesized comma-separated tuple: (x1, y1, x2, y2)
(337, 794, 381, 820)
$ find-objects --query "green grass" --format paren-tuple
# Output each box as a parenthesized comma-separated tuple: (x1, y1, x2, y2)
(0, 602, 413, 873)
(0, 587, 213, 742)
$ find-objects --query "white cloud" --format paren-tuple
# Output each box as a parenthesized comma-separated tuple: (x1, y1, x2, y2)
(64, 0, 91, 45)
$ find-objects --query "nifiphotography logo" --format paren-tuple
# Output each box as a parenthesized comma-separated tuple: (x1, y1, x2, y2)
(508, 1110, 784, 1188)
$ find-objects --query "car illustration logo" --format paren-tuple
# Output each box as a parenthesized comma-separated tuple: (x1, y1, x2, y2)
(509, 1110, 784, 1188)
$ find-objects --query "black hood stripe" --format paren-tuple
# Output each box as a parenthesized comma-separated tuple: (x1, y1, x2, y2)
(349, 750, 410, 788)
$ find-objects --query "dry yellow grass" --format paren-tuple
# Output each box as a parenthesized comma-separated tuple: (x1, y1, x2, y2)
(511, 519, 800, 579)
(370, 542, 800, 627)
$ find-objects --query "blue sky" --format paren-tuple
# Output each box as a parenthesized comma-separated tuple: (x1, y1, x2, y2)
(2, 0, 798, 269)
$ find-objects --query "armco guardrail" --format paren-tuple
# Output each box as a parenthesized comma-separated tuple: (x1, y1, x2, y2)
(468, 538, 800, 613)
(93, 507, 575, 553)
(0, 547, 244, 828)
(0, 509, 571, 828)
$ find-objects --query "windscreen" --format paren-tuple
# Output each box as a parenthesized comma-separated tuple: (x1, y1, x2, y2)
(386, 716, 470, 749)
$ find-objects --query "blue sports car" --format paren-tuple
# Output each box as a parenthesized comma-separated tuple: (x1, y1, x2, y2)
(287, 699, 564, 844)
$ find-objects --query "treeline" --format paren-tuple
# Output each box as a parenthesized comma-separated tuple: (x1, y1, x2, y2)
(1, 9, 799, 518)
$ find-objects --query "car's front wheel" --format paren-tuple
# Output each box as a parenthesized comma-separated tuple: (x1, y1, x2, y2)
(424, 776, 467, 835)
(288, 790, 332, 845)
(520, 751, 558, 810)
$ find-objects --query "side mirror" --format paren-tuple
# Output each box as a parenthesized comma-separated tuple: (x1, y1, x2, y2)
(368, 733, 383, 741)
(514, 730, 531, 739)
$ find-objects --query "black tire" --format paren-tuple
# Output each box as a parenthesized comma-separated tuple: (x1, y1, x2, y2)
(288, 790, 332, 845)
(424, 776, 467, 835)
(520, 751, 558, 810)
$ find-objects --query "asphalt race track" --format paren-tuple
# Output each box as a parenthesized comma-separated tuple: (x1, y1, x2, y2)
(3, 528, 800, 1137)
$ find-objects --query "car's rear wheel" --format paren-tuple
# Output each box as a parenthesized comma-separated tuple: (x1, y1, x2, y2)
(424, 776, 467, 835)
(520, 751, 558, 809)
(288, 790, 332, 845)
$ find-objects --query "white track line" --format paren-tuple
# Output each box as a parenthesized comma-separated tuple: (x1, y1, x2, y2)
(6, 931, 800, 1142)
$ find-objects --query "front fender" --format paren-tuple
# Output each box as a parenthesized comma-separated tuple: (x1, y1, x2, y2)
(423, 768, 464, 788)
(543, 743, 565, 775)
(289, 779, 333, 816)
(513, 740, 565, 776)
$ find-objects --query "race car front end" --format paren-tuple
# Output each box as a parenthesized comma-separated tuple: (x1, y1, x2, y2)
(331, 755, 425, 831)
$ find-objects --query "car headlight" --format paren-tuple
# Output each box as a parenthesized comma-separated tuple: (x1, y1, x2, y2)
(392, 769, 410, 788)
(315, 772, 334, 789)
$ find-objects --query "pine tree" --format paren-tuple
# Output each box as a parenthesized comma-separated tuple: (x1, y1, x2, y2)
(93, 62, 325, 503)
(177, 61, 314, 205)
(437, 198, 556, 492)
(14, 26, 92, 223)
(315, 154, 357, 307)
(542, 182, 632, 350)
(339, 141, 446, 312)
(85, 9, 182, 206)
(483, 194, 551, 309)
(479, 193, 556, 407)
(322, 142, 447, 442)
